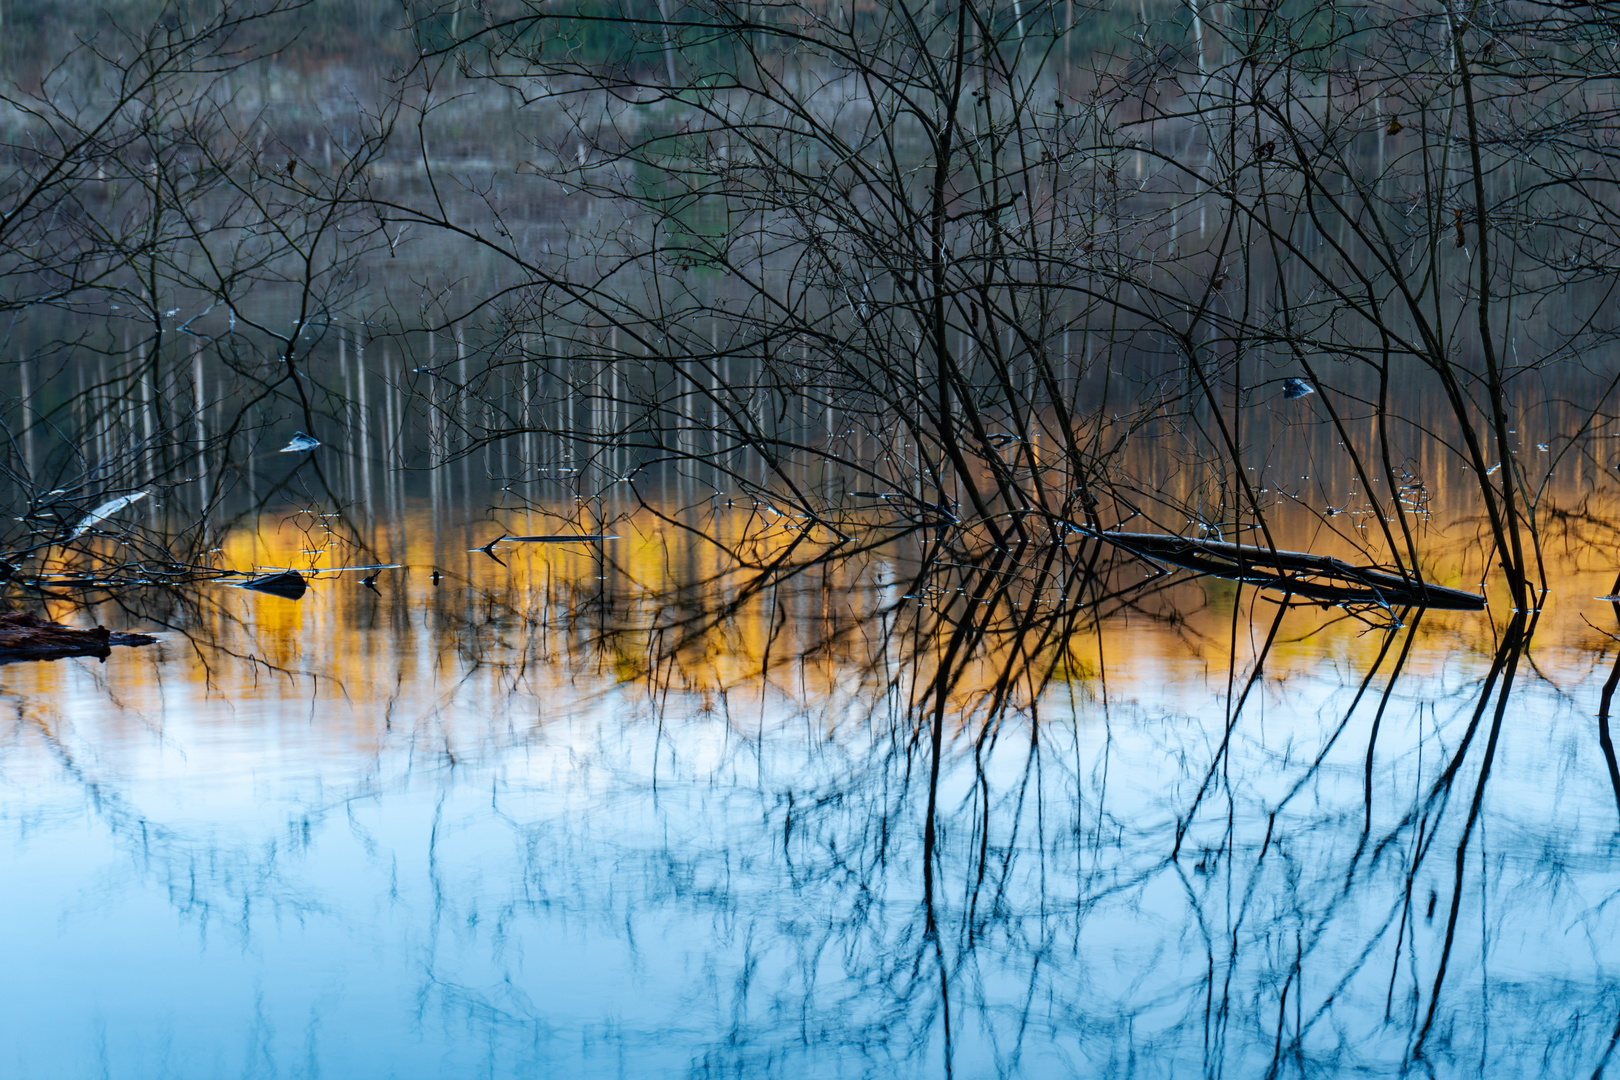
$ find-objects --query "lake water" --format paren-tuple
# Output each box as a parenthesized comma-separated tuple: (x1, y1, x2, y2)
(11, 0, 1620, 1073)
(4, 496, 1620, 1079)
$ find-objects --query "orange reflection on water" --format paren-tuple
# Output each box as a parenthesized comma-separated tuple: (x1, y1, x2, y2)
(6, 490, 1620, 746)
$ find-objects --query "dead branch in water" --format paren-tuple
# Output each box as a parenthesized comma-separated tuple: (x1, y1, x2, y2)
(1083, 531, 1485, 611)
(0, 610, 156, 663)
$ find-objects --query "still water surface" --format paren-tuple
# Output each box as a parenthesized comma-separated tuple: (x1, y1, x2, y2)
(4, 502, 1620, 1078)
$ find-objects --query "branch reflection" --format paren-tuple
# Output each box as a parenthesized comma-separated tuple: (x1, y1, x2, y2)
(0, 501, 1614, 1078)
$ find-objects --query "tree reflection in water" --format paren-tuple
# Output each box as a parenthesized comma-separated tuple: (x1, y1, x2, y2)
(1, 504, 1618, 1078)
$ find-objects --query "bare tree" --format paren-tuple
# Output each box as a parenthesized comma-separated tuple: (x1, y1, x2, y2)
(348, 0, 1620, 618)
(374, 0, 1167, 559)
(0, 0, 392, 591)
(1106, 0, 1620, 607)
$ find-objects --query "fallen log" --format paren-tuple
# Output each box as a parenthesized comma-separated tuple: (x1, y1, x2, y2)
(0, 610, 158, 663)
(237, 570, 308, 599)
(1081, 530, 1485, 610)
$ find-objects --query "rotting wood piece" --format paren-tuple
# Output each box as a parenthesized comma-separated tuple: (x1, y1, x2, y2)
(1081, 530, 1486, 610)
(0, 610, 158, 662)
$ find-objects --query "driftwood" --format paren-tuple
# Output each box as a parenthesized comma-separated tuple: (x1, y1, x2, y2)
(1083, 530, 1486, 610)
(0, 611, 157, 663)
(239, 570, 308, 599)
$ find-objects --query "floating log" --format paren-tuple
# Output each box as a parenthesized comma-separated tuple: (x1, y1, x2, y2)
(1082, 530, 1485, 610)
(0, 611, 157, 663)
(238, 570, 308, 599)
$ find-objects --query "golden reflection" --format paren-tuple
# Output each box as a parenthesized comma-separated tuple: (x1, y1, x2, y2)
(7, 478, 1620, 739)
